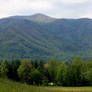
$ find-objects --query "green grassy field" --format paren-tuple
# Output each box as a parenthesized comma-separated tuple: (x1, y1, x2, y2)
(0, 78, 92, 92)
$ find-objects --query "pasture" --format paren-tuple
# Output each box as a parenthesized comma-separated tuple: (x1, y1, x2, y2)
(0, 78, 92, 92)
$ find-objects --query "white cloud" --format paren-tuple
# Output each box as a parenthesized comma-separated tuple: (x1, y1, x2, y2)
(58, 0, 89, 3)
(0, 0, 54, 18)
(81, 14, 92, 18)
(0, 0, 91, 18)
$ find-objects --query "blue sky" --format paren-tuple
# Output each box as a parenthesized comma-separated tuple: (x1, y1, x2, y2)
(0, 0, 92, 18)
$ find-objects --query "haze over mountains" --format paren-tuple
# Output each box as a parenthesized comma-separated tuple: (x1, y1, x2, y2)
(0, 13, 92, 61)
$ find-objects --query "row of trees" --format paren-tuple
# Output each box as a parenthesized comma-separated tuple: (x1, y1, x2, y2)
(0, 56, 92, 86)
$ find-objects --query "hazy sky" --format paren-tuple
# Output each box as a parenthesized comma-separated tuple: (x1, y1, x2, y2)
(0, 0, 92, 18)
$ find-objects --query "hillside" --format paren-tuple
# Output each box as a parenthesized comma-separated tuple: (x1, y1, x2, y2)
(0, 14, 92, 61)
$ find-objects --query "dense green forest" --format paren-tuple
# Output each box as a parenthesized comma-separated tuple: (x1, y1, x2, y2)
(0, 56, 92, 86)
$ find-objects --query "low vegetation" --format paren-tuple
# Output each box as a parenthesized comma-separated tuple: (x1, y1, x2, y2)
(0, 78, 92, 92)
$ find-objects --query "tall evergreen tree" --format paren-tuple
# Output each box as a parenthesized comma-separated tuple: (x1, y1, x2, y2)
(1, 60, 9, 78)
(31, 69, 43, 85)
(17, 59, 32, 84)
(66, 56, 83, 86)
(86, 61, 92, 85)
(56, 62, 67, 86)
(48, 59, 57, 82)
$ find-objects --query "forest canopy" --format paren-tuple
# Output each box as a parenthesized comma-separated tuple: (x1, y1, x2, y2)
(0, 56, 92, 86)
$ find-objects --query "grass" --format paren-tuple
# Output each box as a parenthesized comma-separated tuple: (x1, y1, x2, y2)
(0, 78, 92, 92)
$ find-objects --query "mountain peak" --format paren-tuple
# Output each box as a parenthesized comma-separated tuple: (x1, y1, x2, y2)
(31, 13, 48, 17)
(31, 13, 54, 19)
(29, 13, 56, 23)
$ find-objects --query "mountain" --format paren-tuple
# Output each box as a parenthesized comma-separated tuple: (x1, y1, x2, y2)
(10, 13, 56, 23)
(0, 14, 92, 61)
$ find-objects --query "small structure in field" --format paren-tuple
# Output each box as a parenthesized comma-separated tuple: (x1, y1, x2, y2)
(48, 82, 56, 86)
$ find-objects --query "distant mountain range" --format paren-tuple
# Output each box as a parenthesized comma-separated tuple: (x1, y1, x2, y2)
(0, 13, 92, 61)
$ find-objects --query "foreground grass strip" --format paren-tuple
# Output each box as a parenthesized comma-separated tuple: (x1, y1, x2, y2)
(0, 78, 92, 92)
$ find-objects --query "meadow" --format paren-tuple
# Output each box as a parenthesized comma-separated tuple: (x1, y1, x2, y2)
(0, 78, 92, 92)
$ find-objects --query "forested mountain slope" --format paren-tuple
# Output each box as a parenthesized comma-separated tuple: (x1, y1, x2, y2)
(0, 14, 92, 61)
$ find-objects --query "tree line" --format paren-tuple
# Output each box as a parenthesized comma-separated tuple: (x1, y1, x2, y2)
(0, 56, 92, 86)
